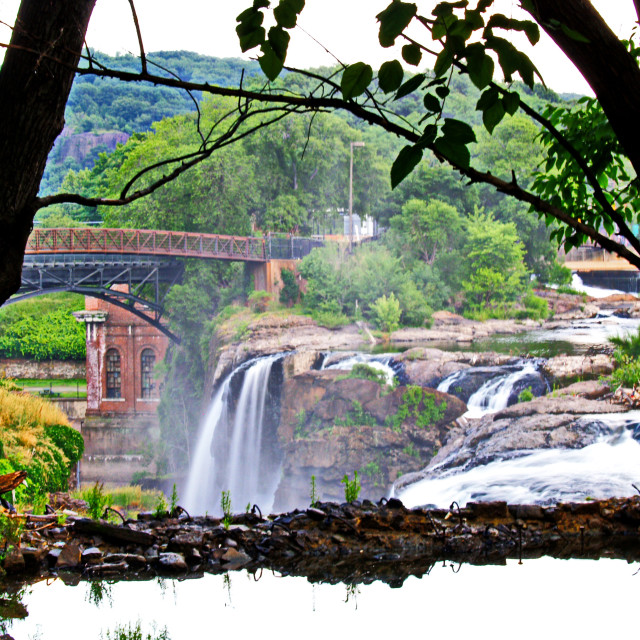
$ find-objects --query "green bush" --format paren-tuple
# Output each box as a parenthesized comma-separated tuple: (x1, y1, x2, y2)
(338, 363, 388, 386)
(44, 424, 84, 466)
(517, 386, 534, 402)
(0, 308, 85, 360)
(279, 268, 300, 306)
(522, 292, 549, 320)
(371, 293, 401, 333)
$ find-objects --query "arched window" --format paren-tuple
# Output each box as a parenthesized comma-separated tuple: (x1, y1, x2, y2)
(141, 348, 156, 398)
(105, 349, 121, 399)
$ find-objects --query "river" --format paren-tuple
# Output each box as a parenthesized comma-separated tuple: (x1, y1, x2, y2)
(7, 557, 640, 639)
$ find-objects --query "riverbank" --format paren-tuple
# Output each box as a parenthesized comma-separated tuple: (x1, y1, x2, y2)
(3, 494, 640, 587)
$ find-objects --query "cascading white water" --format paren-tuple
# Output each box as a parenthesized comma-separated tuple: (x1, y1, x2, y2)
(184, 354, 283, 515)
(322, 352, 398, 385)
(465, 360, 540, 418)
(437, 360, 543, 419)
(395, 413, 640, 508)
(436, 369, 466, 394)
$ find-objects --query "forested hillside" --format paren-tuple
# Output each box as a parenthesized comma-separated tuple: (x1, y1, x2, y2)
(40, 52, 263, 195)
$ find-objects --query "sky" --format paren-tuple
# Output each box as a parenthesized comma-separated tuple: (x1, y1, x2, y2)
(0, 0, 637, 94)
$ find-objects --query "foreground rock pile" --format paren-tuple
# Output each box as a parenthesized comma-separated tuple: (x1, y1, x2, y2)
(3, 496, 640, 586)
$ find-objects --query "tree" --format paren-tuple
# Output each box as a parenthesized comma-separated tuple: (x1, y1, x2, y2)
(3, 0, 640, 307)
(389, 198, 463, 265)
(461, 212, 528, 312)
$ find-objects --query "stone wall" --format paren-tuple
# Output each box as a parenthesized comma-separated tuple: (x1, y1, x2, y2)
(0, 359, 85, 379)
(79, 413, 159, 486)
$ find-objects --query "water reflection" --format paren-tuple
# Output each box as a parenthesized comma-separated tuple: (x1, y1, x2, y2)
(6, 558, 640, 639)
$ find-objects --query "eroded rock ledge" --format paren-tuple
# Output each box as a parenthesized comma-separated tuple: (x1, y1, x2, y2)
(3, 496, 640, 588)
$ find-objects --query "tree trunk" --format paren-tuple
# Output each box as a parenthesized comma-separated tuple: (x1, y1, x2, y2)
(525, 0, 640, 179)
(0, 0, 95, 304)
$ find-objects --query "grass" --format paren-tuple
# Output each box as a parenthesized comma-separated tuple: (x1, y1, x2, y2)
(72, 484, 166, 518)
(12, 378, 87, 399)
(14, 378, 86, 388)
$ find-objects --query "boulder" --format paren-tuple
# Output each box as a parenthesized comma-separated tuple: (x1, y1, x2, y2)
(273, 371, 466, 511)
(543, 354, 614, 381)
(56, 543, 81, 569)
(157, 552, 187, 572)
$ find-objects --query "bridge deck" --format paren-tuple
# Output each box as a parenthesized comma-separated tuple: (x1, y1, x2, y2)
(26, 228, 267, 262)
(563, 258, 639, 272)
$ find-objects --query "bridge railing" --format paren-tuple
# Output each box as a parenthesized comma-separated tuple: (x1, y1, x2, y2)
(26, 228, 267, 261)
(26, 228, 383, 262)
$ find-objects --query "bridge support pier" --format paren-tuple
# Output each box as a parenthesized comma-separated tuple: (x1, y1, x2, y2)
(249, 259, 300, 296)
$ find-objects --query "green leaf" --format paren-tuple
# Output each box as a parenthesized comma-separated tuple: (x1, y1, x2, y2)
(378, 60, 404, 93)
(268, 26, 290, 60)
(341, 62, 373, 99)
(482, 100, 505, 133)
(433, 1, 467, 18)
(237, 25, 266, 52)
(274, 0, 304, 28)
(418, 123, 438, 146)
(476, 86, 500, 111)
(376, 1, 417, 48)
(433, 136, 470, 168)
(402, 43, 422, 66)
(253, 0, 270, 8)
(435, 85, 449, 99)
(236, 7, 259, 22)
(464, 9, 484, 30)
(502, 91, 519, 115)
(434, 46, 454, 76)
(465, 43, 494, 89)
(423, 93, 441, 112)
(391, 145, 423, 189)
(259, 42, 284, 80)
(441, 117, 475, 144)
(394, 72, 426, 99)
(432, 15, 456, 40)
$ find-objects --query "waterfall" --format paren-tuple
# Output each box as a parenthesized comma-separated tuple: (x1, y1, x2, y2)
(395, 413, 640, 508)
(184, 353, 284, 516)
(437, 360, 546, 418)
(436, 369, 466, 394)
(322, 352, 400, 385)
(465, 360, 541, 418)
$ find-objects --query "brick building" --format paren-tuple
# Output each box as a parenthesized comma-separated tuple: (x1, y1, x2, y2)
(74, 288, 170, 417)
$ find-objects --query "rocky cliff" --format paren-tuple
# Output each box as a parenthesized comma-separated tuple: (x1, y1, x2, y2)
(273, 369, 466, 510)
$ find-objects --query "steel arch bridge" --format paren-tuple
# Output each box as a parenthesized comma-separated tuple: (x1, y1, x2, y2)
(10, 227, 327, 342)
(11, 228, 274, 343)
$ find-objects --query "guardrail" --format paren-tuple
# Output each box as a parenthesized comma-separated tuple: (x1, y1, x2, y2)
(26, 228, 267, 262)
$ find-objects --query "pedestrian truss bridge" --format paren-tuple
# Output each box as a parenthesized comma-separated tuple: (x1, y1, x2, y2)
(14, 228, 324, 341)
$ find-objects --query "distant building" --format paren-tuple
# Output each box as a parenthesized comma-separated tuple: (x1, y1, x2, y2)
(73, 286, 169, 417)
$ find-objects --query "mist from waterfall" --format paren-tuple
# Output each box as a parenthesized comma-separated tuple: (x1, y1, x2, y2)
(184, 353, 284, 516)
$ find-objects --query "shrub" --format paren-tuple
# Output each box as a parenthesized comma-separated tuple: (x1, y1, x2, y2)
(0, 308, 85, 360)
(44, 424, 84, 466)
(371, 293, 401, 333)
(341, 472, 361, 502)
(517, 386, 534, 402)
(248, 290, 273, 312)
(522, 292, 549, 320)
(338, 363, 388, 386)
(279, 268, 300, 306)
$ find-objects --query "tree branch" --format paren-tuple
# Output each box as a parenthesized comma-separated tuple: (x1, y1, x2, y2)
(126, 0, 146, 75)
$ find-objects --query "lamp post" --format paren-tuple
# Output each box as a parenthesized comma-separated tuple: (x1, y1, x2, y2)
(349, 141, 365, 249)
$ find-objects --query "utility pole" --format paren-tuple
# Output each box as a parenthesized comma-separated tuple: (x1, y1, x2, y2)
(349, 141, 365, 250)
